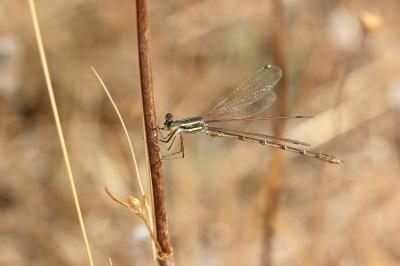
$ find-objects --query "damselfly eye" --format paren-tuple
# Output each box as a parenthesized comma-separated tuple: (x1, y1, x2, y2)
(165, 113, 173, 122)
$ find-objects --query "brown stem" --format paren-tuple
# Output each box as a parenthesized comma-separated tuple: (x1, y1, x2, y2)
(135, 0, 174, 265)
(271, 0, 288, 126)
(261, 0, 287, 265)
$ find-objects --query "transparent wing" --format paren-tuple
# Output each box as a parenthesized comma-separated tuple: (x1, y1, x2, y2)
(205, 65, 282, 121)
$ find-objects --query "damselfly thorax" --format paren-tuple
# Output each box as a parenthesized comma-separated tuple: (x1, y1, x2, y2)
(163, 114, 208, 134)
(158, 65, 343, 164)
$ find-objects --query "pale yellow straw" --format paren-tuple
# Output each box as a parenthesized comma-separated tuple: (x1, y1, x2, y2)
(91, 67, 157, 262)
(28, 1, 94, 265)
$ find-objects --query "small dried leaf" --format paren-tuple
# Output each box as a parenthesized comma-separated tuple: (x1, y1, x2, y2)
(127, 195, 143, 214)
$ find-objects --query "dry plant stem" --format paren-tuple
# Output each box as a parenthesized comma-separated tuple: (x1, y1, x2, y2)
(136, 0, 174, 264)
(262, 0, 287, 265)
(28, 1, 94, 266)
(91, 67, 158, 260)
(105, 188, 163, 253)
(271, 0, 288, 126)
(261, 152, 284, 265)
(91, 67, 146, 195)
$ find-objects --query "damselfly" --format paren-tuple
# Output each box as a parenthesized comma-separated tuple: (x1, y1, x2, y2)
(158, 65, 343, 164)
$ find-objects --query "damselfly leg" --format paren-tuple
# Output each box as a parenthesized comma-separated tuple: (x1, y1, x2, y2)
(157, 126, 180, 143)
(161, 134, 185, 160)
(157, 127, 185, 160)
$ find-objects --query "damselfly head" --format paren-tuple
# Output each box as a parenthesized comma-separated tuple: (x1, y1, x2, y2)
(164, 113, 175, 130)
(165, 113, 174, 123)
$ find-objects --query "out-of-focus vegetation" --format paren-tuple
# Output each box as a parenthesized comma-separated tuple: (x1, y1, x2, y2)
(1, 0, 399, 265)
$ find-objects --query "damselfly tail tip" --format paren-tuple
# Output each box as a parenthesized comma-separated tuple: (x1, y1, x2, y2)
(319, 153, 344, 164)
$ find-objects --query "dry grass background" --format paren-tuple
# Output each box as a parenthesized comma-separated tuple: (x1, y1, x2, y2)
(1, 0, 400, 265)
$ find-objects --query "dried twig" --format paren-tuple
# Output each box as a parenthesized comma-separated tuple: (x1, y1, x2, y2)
(135, 0, 174, 264)
(105, 188, 164, 253)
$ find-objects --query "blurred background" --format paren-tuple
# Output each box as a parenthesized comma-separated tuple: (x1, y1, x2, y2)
(1, 0, 400, 265)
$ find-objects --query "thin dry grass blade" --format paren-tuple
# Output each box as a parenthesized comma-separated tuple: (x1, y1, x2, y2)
(91, 66, 158, 261)
(28, 1, 94, 265)
(91, 66, 145, 194)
